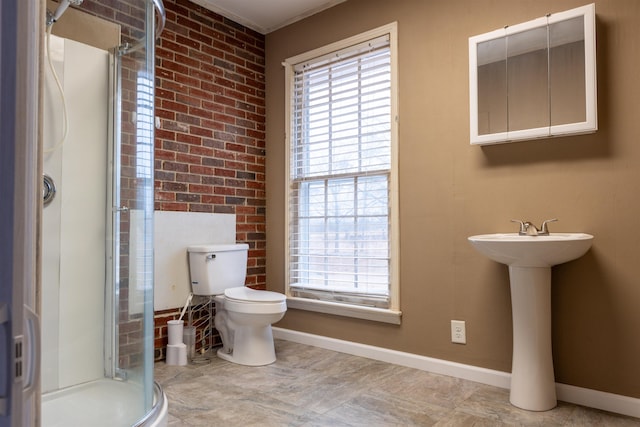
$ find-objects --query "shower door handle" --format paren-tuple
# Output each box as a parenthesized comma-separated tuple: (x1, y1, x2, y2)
(0, 303, 8, 415)
(0, 303, 42, 415)
(114, 206, 129, 213)
(22, 305, 40, 400)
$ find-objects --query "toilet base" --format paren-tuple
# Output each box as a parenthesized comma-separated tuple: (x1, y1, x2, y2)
(216, 324, 277, 366)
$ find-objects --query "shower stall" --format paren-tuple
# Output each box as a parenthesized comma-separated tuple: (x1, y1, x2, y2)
(10, 0, 166, 425)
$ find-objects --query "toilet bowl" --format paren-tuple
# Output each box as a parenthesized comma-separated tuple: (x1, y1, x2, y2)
(187, 244, 287, 366)
(214, 287, 286, 366)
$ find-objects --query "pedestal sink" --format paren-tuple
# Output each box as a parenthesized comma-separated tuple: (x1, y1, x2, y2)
(468, 233, 594, 411)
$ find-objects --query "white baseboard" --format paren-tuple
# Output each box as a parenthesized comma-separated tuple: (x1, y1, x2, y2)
(273, 327, 640, 419)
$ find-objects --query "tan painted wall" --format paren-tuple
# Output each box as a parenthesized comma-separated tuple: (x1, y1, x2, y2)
(265, 0, 640, 399)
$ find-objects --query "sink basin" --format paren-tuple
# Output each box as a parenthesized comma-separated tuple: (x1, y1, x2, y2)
(468, 233, 593, 267)
(468, 232, 593, 411)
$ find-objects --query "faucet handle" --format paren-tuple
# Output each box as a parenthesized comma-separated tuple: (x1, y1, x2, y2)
(510, 219, 526, 235)
(540, 218, 558, 234)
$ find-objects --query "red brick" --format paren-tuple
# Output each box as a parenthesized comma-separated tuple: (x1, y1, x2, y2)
(176, 34, 201, 50)
(188, 106, 214, 119)
(224, 88, 247, 101)
(237, 189, 256, 198)
(155, 191, 176, 201)
(175, 53, 200, 69)
(160, 39, 188, 55)
(201, 81, 224, 95)
(236, 153, 256, 164)
(162, 59, 190, 75)
(160, 99, 189, 114)
(188, 48, 213, 64)
(160, 79, 189, 95)
(176, 15, 201, 32)
(176, 132, 202, 145)
(155, 128, 176, 140)
(189, 184, 213, 194)
(201, 118, 225, 131)
(188, 29, 213, 45)
(175, 173, 201, 184)
(189, 87, 214, 101)
(224, 107, 246, 119)
(224, 160, 246, 171)
(189, 204, 214, 213)
(202, 195, 225, 204)
(176, 152, 201, 164)
(156, 149, 176, 161)
(174, 73, 200, 88)
(213, 94, 236, 107)
(176, 93, 201, 107)
(213, 113, 235, 125)
(186, 128, 211, 140)
(189, 165, 214, 175)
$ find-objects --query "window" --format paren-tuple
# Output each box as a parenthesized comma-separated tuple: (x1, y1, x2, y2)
(283, 23, 400, 324)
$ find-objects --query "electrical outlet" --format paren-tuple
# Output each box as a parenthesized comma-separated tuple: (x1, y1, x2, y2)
(451, 320, 466, 344)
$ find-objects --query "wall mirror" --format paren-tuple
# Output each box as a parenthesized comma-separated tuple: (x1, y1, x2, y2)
(469, 3, 597, 145)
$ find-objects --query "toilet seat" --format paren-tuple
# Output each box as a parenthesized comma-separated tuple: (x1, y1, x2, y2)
(224, 287, 286, 303)
(222, 287, 287, 314)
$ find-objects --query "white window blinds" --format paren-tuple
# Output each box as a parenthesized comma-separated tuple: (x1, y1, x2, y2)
(288, 34, 392, 308)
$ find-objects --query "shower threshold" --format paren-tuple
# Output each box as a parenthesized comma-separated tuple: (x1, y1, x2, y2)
(42, 378, 167, 427)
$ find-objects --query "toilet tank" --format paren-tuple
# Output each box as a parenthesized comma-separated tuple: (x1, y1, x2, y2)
(187, 243, 249, 295)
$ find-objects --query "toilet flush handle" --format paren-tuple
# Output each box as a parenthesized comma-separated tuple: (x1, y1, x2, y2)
(206, 254, 216, 260)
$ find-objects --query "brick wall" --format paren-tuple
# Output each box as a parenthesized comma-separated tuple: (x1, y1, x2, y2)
(153, 0, 267, 359)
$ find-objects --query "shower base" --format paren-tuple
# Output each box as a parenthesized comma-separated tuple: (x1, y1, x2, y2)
(42, 378, 167, 427)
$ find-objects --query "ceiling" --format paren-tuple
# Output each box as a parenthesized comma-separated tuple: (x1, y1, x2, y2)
(189, 0, 346, 34)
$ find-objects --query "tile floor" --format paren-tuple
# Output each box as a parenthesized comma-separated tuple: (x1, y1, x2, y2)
(155, 340, 640, 426)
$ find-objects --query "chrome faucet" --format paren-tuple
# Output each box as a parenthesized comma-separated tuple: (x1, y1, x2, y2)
(511, 218, 558, 236)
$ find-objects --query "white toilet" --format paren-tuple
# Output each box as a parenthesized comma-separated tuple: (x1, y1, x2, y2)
(187, 243, 287, 366)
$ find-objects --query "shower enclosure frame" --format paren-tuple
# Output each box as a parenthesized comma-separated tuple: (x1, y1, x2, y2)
(0, 1, 42, 425)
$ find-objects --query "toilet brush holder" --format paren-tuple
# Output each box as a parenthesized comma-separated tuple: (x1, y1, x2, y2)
(167, 319, 184, 346)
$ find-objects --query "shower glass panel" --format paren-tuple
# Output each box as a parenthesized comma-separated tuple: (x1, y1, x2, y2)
(41, 0, 165, 425)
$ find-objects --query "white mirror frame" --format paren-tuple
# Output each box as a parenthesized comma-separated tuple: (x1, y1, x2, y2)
(469, 3, 597, 145)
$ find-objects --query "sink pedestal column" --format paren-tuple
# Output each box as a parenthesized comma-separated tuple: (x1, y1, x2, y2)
(508, 266, 557, 411)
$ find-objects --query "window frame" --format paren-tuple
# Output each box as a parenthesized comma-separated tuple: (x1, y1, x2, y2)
(283, 23, 400, 324)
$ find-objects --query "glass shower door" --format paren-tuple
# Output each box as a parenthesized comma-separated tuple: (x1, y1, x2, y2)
(109, 19, 157, 413)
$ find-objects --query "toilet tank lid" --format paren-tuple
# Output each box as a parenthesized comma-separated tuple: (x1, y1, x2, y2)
(225, 287, 286, 303)
(187, 243, 249, 253)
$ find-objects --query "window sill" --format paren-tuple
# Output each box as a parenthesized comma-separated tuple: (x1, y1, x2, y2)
(286, 297, 402, 325)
